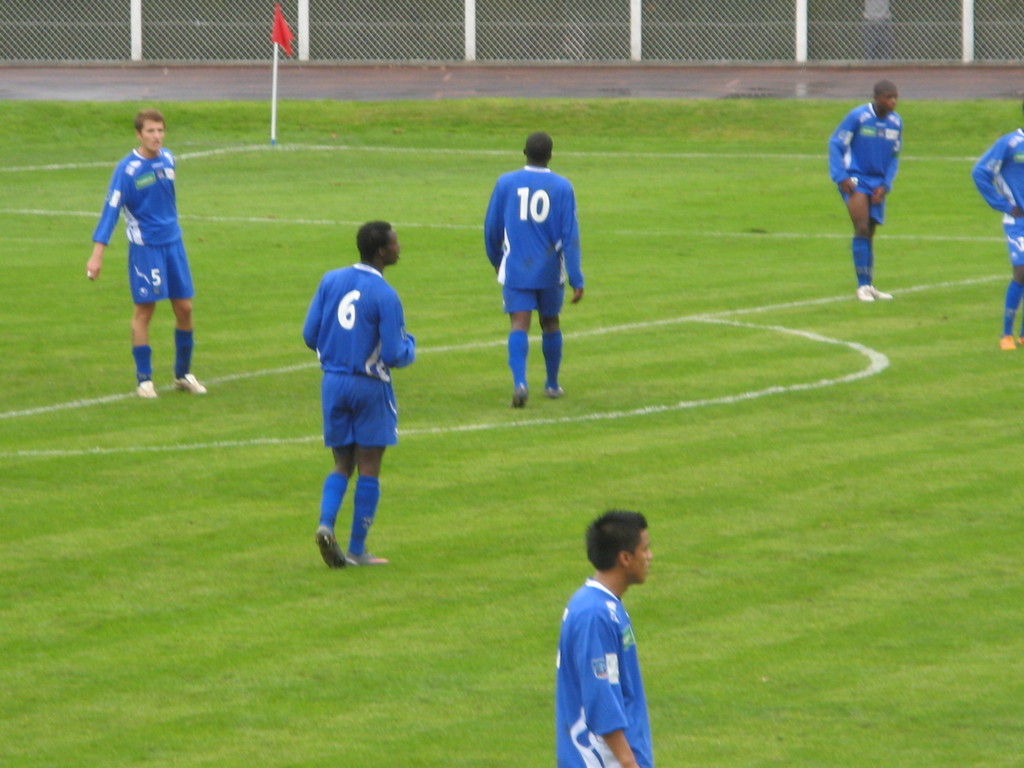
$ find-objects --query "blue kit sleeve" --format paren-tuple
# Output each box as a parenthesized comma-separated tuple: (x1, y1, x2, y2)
(972, 137, 1015, 215)
(572, 613, 629, 737)
(378, 294, 416, 369)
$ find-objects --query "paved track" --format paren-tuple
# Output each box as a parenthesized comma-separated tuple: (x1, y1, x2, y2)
(2, 63, 1022, 101)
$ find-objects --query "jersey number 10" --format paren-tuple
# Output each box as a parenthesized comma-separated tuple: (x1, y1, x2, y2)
(516, 187, 550, 223)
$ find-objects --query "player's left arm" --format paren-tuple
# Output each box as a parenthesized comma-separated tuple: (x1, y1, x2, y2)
(560, 185, 584, 302)
(601, 729, 641, 768)
(880, 123, 901, 197)
(378, 294, 416, 369)
(972, 139, 1015, 214)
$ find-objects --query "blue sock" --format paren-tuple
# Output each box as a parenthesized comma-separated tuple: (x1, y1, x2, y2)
(174, 329, 194, 379)
(319, 472, 348, 529)
(541, 330, 562, 390)
(852, 237, 872, 286)
(508, 329, 528, 390)
(132, 345, 153, 384)
(348, 476, 380, 556)
(1004, 280, 1024, 336)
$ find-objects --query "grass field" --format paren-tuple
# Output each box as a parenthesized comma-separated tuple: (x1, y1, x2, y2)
(2, 97, 1023, 767)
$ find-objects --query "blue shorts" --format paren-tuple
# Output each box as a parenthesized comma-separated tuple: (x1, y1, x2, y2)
(502, 284, 564, 318)
(1005, 221, 1024, 267)
(128, 240, 194, 304)
(321, 372, 398, 448)
(839, 177, 887, 225)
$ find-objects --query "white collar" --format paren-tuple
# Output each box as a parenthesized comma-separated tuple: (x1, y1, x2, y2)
(353, 262, 383, 277)
(584, 577, 619, 601)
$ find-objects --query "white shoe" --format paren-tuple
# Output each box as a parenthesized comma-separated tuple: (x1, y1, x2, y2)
(868, 285, 893, 300)
(136, 380, 158, 399)
(855, 285, 875, 302)
(173, 373, 207, 394)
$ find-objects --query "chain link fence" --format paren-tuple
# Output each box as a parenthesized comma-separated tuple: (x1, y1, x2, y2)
(2, 0, 1021, 64)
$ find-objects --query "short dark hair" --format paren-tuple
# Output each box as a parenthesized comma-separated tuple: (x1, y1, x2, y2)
(134, 109, 165, 132)
(524, 131, 553, 165)
(586, 510, 648, 571)
(356, 221, 393, 262)
(873, 79, 897, 97)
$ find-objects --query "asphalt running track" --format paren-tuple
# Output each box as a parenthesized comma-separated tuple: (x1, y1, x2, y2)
(1, 63, 1023, 101)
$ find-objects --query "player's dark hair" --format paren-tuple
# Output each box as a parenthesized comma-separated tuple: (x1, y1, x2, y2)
(134, 109, 165, 132)
(586, 510, 648, 571)
(357, 220, 394, 262)
(873, 79, 897, 97)
(524, 131, 553, 166)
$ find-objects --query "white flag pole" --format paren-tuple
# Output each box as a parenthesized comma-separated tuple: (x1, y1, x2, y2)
(270, 43, 280, 146)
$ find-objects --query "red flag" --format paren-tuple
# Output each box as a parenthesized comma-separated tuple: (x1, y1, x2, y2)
(271, 3, 294, 57)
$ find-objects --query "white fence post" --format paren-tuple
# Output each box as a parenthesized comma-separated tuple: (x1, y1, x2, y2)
(795, 0, 808, 63)
(298, 0, 310, 61)
(465, 0, 476, 61)
(961, 0, 974, 63)
(130, 0, 142, 61)
(630, 0, 642, 61)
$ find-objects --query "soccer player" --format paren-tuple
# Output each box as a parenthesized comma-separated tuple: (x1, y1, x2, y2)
(484, 131, 584, 408)
(971, 102, 1024, 350)
(556, 510, 654, 768)
(828, 79, 903, 302)
(87, 108, 206, 398)
(303, 221, 416, 567)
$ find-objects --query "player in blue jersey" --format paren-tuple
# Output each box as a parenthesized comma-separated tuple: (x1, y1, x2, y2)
(484, 132, 584, 408)
(828, 80, 902, 302)
(971, 102, 1024, 350)
(87, 109, 206, 398)
(303, 221, 416, 567)
(556, 510, 654, 768)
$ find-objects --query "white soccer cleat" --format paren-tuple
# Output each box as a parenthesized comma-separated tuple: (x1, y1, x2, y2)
(136, 380, 158, 399)
(868, 285, 893, 300)
(855, 285, 875, 302)
(173, 373, 207, 394)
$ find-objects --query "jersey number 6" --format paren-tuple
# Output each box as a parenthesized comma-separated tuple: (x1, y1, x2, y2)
(337, 289, 361, 330)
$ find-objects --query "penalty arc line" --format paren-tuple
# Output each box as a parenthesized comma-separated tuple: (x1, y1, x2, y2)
(1, 316, 887, 459)
(0, 296, 903, 459)
(0, 274, 1001, 427)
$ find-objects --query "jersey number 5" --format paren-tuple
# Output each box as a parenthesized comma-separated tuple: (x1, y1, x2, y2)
(337, 289, 361, 330)
(516, 187, 550, 223)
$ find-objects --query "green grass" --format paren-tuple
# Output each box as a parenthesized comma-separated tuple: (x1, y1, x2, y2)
(2, 98, 1023, 767)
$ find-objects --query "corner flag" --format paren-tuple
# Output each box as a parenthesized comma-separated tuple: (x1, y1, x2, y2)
(270, 3, 294, 145)
(271, 3, 294, 57)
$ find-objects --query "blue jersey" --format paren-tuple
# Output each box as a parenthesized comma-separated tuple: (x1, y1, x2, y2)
(828, 103, 902, 191)
(484, 165, 583, 291)
(302, 263, 415, 382)
(972, 129, 1024, 223)
(556, 579, 653, 768)
(93, 148, 183, 247)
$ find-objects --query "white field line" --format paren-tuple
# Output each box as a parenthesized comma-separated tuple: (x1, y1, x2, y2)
(0, 208, 1003, 244)
(1, 276, 1003, 459)
(0, 144, 981, 175)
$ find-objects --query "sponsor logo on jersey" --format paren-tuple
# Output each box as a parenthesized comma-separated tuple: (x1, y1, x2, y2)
(135, 172, 157, 189)
(622, 624, 636, 651)
(861, 125, 878, 137)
